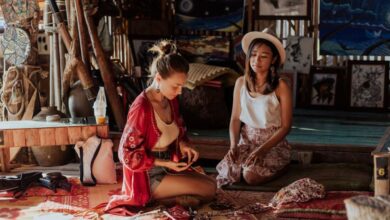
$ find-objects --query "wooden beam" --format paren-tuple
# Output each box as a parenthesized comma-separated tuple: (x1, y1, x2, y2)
(84, 5, 125, 130)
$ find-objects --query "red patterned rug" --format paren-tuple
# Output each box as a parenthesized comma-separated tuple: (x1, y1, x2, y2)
(0, 177, 121, 219)
(0, 176, 373, 220)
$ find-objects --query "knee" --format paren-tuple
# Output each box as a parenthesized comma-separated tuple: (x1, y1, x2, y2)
(199, 178, 217, 200)
(243, 170, 268, 185)
(205, 179, 217, 198)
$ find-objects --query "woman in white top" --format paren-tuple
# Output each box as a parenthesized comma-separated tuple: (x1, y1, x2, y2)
(216, 29, 292, 187)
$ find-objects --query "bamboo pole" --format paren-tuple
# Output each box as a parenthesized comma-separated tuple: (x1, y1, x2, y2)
(48, 0, 96, 103)
(53, 33, 61, 108)
(59, 36, 66, 110)
(49, 34, 55, 106)
(74, 0, 91, 69)
(84, 6, 125, 130)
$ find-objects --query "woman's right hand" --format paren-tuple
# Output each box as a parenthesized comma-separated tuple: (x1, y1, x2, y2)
(227, 146, 239, 163)
(163, 161, 191, 172)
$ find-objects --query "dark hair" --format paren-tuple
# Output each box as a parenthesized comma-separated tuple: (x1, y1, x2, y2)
(149, 40, 189, 79)
(245, 38, 281, 95)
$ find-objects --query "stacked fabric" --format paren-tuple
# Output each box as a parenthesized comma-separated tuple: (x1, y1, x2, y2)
(185, 63, 239, 89)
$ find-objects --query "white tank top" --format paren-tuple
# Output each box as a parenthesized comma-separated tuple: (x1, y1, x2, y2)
(153, 110, 179, 150)
(239, 81, 281, 129)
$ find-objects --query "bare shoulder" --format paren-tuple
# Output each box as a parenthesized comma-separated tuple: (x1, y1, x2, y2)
(235, 76, 245, 87)
(276, 78, 291, 97)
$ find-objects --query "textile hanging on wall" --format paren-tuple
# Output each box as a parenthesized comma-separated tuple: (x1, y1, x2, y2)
(0, 0, 39, 24)
(320, 0, 390, 56)
(283, 36, 314, 74)
(175, 0, 245, 33)
(176, 36, 230, 64)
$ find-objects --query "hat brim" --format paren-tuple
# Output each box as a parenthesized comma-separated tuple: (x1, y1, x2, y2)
(242, 32, 286, 65)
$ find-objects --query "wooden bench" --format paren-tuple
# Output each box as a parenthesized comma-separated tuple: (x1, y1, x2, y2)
(0, 118, 109, 172)
(372, 127, 390, 196)
(189, 111, 387, 165)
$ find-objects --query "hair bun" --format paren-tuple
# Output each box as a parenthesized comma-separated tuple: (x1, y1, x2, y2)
(161, 43, 174, 54)
(149, 40, 177, 57)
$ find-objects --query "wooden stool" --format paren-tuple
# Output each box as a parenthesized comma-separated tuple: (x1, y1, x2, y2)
(372, 127, 390, 196)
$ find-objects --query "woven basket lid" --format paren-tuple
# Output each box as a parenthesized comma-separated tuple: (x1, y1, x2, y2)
(0, 27, 31, 65)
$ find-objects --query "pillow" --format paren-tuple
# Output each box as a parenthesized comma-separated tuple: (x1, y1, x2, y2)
(75, 136, 117, 184)
(275, 191, 372, 220)
(344, 195, 390, 220)
(269, 178, 326, 208)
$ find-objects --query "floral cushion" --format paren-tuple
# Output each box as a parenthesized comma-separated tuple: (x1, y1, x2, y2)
(269, 178, 326, 208)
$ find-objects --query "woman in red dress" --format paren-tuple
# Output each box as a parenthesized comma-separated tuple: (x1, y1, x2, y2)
(105, 40, 216, 215)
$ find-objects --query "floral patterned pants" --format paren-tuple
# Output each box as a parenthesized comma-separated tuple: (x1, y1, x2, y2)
(216, 125, 291, 187)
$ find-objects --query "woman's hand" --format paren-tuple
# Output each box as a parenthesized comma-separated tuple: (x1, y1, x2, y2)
(164, 160, 191, 172)
(244, 148, 266, 167)
(227, 146, 239, 163)
(180, 143, 199, 165)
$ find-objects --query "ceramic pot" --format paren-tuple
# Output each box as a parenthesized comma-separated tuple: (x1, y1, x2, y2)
(68, 80, 94, 118)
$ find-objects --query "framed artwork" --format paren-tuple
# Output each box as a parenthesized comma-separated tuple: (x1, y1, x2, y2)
(347, 61, 389, 110)
(175, 0, 245, 33)
(283, 36, 314, 74)
(256, 0, 311, 20)
(320, 0, 390, 56)
(279, 71, 297, 107)
(309, 66, 345, 109)
(176, 36, 230, 64)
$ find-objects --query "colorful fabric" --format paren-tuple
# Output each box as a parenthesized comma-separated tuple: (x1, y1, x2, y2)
(0, 177, 120, 219)
(105, 91, 188, 212)
(216, 125, 291, 187)
(274, 191, 373, 220)
(269, 178, 326, 208)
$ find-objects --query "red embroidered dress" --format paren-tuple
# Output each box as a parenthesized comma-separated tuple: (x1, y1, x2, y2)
(105, 91, 187, 214)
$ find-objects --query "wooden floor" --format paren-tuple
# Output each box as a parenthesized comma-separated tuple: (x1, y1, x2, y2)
(189, 109, 390, 161)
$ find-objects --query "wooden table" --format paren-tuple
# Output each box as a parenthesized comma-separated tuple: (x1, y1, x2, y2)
(0, 118, 109, 172)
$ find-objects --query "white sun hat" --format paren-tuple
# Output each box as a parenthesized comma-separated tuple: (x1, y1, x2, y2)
(241, 28, 286, 65)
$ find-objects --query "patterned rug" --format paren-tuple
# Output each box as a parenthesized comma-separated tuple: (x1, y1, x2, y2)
(0, 177, 276, 219)
(0, 176, 373, 220)
(196, 190, 275, 220)
(0, 177, 120, 220)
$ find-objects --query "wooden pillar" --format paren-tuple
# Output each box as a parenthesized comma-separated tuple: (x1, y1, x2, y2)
(84, 6, 125, 130)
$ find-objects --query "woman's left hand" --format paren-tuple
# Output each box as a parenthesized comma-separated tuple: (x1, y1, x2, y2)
(180, 143, 199, 165)
(244, 148, 265, 167)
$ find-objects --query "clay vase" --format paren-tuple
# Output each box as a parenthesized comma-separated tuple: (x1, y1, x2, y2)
(31, 106, 74, 166)
(68, 80, 94, 118)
